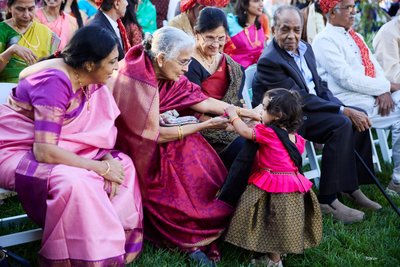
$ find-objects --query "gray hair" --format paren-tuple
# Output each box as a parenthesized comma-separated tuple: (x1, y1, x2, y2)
(273, 5, 303, 27)
(143, 26, 195, 60)
(325, 2, 341, 20)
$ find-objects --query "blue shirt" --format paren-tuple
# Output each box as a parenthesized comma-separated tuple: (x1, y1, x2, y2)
(286, 42, 317, 95)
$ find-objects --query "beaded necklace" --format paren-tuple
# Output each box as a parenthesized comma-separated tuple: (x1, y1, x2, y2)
(14, 22, 40, 51)
(244, 26, 261, 48)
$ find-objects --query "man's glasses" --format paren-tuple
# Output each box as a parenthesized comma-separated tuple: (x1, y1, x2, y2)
(335, 4, 358, 13)
(200, 34, 226, 44)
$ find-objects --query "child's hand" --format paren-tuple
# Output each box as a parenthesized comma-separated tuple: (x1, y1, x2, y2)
(224, 105, 237, 118)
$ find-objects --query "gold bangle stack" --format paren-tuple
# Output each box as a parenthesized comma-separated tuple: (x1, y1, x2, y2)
(178, 125, 183, 140)
(99, 160, 111, 176)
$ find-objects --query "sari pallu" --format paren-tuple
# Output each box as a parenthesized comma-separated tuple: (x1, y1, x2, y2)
(0, 21, 59, 82)
(113, 46, 232, 258)
(0, 82, 143, 266)
(224, 14, 265, 69)
(35, 9, 79, 50)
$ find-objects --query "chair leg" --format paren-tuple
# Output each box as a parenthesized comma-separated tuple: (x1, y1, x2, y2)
(303, 141, 320, 188)
(369, 129, 382, 172)
(376, 128, 392, 163)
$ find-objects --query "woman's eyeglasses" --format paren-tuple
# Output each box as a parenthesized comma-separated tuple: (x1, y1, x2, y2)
(200, 34, 226, 44)
(175, 58, 192, 67)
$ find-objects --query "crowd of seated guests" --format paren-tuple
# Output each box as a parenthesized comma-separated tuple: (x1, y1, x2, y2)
(1, 0, 400, 266)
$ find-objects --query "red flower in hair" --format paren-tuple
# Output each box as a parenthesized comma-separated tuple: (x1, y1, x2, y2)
(54, 50, 61, 58)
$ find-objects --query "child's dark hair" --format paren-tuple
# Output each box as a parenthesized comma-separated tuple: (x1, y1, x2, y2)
(263, 88, 303, 133)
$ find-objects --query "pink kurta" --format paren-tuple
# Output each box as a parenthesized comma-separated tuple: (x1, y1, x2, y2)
(0, 69, 143, 266)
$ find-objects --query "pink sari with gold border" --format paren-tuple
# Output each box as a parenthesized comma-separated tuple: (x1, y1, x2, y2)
(0, 69, 143, 266)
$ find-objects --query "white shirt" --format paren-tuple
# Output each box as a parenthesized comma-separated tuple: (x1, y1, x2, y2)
(312, 23, 390, 114)
(373, 16, 400, 83)
(103, 12, 123, 48)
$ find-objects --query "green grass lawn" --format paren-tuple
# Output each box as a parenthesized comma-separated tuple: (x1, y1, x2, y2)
(1, 162, 399, 267)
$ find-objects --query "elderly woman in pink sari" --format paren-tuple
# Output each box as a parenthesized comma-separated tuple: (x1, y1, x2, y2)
(224, 0, 266, 68)
(36, 0, 79, 49)
(0, 26, 143, 266)
(112, 26, 260, 266)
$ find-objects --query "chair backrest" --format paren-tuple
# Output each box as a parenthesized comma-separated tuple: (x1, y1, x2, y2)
(242, 64, 257, 108)
(0, 83, 16, 104)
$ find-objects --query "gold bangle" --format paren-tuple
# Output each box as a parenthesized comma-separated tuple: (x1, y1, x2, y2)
(0, 55, 9, 64)
(178, 125, 183, 140)
(230, 116, 241, 124)
(99, 160, 111, 176)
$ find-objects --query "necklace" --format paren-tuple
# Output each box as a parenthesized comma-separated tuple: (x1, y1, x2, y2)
(197, 49, 217, 71)
(14, 22, 40, 51)
(244, 26, 261, 48)
(74, 70, 91, 111)
(42, 7, 60, 23)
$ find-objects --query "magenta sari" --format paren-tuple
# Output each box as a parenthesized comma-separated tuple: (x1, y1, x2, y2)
(113, 46, 232, 259)
(0, 69, 143, 266)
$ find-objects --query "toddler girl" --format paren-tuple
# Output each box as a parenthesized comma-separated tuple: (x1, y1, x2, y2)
(224, 88, 322, 267)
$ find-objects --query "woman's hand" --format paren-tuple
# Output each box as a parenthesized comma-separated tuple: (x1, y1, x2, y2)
(99, 159, 125, 185)
(10, 44, 37, 65)
(104, 180, 119, 199)
(203, 116, 229, 129)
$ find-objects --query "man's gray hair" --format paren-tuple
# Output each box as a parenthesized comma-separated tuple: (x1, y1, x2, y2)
(273, 5, 303, 27)
(143, 26, 195, 60)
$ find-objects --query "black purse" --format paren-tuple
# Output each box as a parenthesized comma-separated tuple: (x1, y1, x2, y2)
(0, 247, 31, 267)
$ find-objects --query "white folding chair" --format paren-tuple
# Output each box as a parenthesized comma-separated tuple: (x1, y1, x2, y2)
(375, 128, 392, 163)
(0, 82, 43, 247)
(0, 83, 16, 103)
(303, 141, 321, 188)
(242, 64, 257, 109)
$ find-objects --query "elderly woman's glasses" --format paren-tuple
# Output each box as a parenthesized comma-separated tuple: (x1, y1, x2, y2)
(335, 4, 358, 13)
(175, 58, 192, 67)
(200, 34, 226, 44)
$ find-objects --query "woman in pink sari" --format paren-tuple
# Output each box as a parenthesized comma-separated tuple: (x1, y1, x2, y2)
(112, 26, 260, 266)
(0, 26, 143, 266)
(36, 0, 79, 50)
(224, 0, 266, 68)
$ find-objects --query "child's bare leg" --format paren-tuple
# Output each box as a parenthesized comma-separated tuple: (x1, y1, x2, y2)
(268, 252, 281, 262)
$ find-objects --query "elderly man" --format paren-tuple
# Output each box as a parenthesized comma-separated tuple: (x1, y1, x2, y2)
(91, 0, 130, 60)
(313, 0, 400, 196)
(168, 0, 229, 36)
(252, 5, 381, 224)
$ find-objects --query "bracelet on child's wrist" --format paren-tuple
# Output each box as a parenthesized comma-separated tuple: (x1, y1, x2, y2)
(230, 116, 241, 124)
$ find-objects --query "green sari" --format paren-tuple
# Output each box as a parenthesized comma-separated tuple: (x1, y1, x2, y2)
(0, 21, 59, 83)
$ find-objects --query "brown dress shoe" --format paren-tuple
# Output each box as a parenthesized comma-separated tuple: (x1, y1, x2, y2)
(320, 199, 364, 224)
(342, 189, 382, 211)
